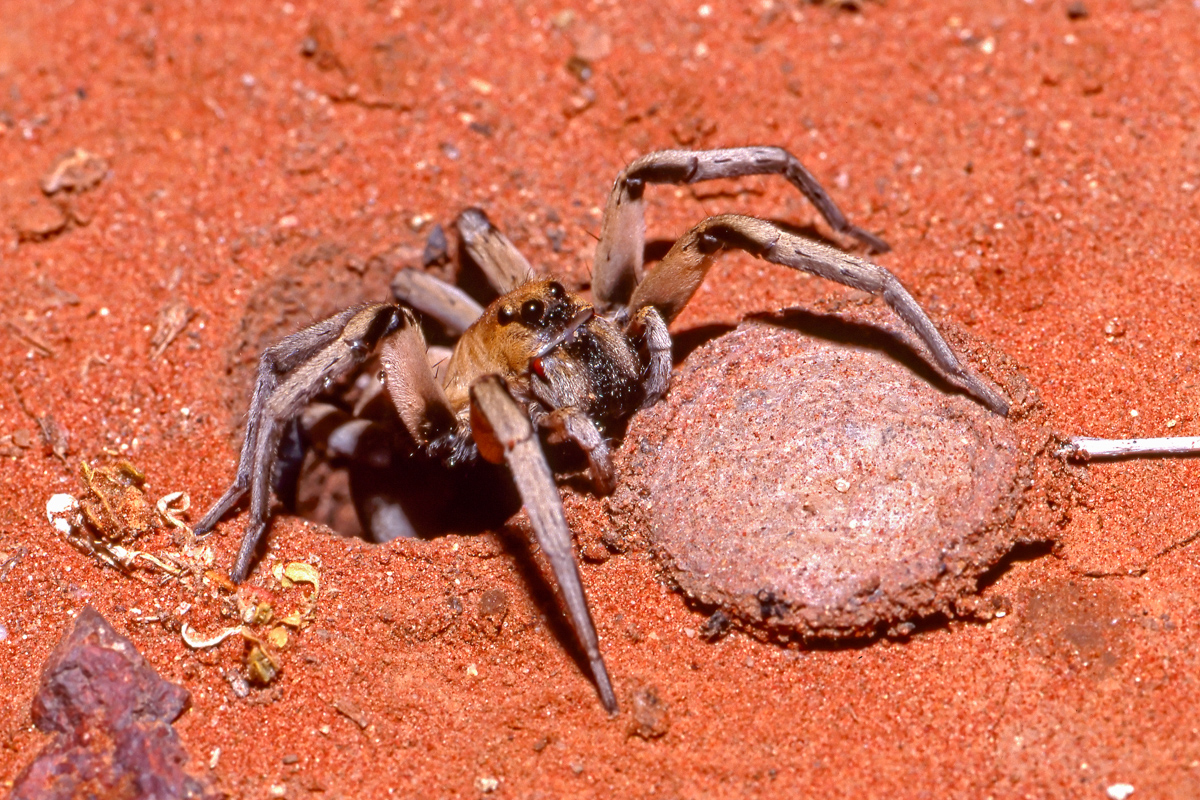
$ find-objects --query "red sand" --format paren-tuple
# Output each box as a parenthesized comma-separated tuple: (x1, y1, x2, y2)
(2, 1, 1199, 797)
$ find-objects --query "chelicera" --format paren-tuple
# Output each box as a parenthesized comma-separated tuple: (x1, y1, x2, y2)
(193, 146, 1008, 712)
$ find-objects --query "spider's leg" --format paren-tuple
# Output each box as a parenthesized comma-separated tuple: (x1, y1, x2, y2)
(195, 305, 371, 539)
(627, 305, 672, 408)
(594, 146, 889, 315)
(287, 325, 456, 543)
(391, 268, 484, 335)
(195, 303, 406, 582)
(233, 405, 288, 582)
(378, 317, 458, 448)
(457, 208, 534, 295)
(469, 375, 618, 713)
(532, 406, 615, 494)
(630, 214, 1010, 416)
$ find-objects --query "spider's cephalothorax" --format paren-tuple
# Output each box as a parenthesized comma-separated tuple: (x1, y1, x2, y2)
(193, 146, 1010, 714)
(444, 279, 645, 438)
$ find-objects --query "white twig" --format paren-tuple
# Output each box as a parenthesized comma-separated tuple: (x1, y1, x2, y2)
(1065, 436, 1200, 460)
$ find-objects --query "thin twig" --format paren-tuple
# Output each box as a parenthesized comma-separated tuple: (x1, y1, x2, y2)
(1064, 436, 1200, 460)
(5, 321, 54, 357)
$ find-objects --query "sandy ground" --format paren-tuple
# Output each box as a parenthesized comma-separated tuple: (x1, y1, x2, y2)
(2, 0, 1200, 797)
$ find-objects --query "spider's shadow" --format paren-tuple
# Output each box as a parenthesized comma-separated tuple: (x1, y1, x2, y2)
(493, 523, 603, 691)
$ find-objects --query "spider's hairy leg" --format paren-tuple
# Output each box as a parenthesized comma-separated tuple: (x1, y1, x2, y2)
(630, 214, 1010, 416)
(457, 208, 535, 295)
(533, 405, 616, 494)
(593, 146, 889, 314)
(378, 315, 458, 448)
(627, 305, 671, 408)
(194, 305, 381, 538)
(194, 303, 405, 582)
(391, 268, 484, 335)
(469, 375, 618, 713)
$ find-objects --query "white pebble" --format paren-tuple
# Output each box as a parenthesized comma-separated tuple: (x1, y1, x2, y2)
(46, 494, 81, 535)
(834, 478, 851, 493)
(1107, 784, 1135, 800)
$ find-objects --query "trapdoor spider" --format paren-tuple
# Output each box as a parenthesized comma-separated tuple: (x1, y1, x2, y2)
(194, 146, 1009, 712)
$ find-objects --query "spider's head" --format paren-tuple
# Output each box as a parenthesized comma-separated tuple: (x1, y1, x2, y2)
(485, 279, 593, 370)
(446, 279, 626, 414)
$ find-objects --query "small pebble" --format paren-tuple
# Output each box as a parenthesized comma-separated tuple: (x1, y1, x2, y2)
(1106, 784, 1134, 800)
(226, 672, 250, 699)
(46, 494, 81, 535)
(422, 223, 449, 267)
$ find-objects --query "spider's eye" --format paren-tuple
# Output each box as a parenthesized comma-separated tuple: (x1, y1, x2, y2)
(698, 231, 723, 255)
(547, 281, 565, 300)
(520, 299, 545, 325)
(497, 306, 514, 325)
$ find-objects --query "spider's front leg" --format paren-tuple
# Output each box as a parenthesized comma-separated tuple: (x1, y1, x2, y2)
(391, 268, 483, 336)
(593, 146, 889, 314)
(194, 303, 406, 582)
(469, 375, 618, 713)
(630, 214, 1011, 416)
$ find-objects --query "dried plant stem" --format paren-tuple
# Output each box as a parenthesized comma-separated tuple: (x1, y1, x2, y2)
(1066, 436, 1200, 460)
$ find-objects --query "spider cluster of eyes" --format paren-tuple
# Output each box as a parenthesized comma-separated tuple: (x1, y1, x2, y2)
(496, 281, 566, 327)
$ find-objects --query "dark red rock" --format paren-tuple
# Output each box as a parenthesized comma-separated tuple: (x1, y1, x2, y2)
(11, 607, 216, 800)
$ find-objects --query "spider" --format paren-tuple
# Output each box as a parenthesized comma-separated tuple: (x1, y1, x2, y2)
(193, 146, 1009, 712)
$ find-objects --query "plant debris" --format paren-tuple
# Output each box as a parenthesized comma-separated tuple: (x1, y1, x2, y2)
(149, 299, 196, 360)
(40, 148, 108, 195)
(181, 562, 323, 688)
(79, 460, 159, 542)
(46, 460, 203, 578)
